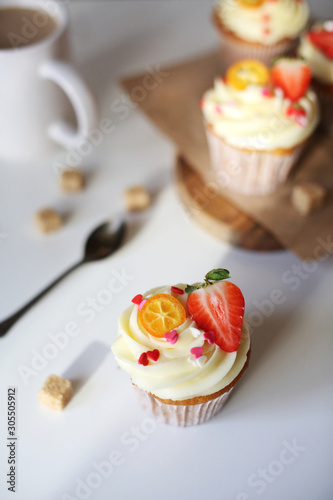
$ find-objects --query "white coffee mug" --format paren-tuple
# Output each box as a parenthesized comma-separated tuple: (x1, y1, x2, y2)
(0, 0, 97, 162)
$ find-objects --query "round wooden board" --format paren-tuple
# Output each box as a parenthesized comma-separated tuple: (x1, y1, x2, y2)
(175, 155, 284, 251)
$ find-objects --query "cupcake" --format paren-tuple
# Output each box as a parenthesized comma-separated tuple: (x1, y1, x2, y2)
(298, 21, 333, 134)
(213, 0, 310, 67)
(200, 59, 319, 195)
(112, 269, 250, 427)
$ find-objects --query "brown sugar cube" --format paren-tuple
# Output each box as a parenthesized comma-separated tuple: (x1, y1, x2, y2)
(38, 374, 73, 411)
(60, 169, 85, 192)
(34, 208, 63, 233)
(291, 182, 326, 217)
(124, 185, 151, 212)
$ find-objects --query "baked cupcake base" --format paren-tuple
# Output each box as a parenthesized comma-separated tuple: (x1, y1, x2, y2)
(134, 349, 250, 427)
(206, 127, 304, 195)
(213, 9, 297, 67)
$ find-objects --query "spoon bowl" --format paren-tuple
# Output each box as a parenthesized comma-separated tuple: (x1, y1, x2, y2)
(84, 219, 126, 262)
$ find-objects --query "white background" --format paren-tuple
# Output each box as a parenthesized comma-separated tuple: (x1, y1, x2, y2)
(0, 1, 332, 499)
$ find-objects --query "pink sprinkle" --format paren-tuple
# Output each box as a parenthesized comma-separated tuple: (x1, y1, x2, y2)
(262, 14, 270, 22)
(164, 330, 179, 344)
(147, 349, 160, 362)
(296, 116, 308, 127)
(171, 286, 184, 295)
(215, 105, 223, 114)
(190, 347, 204, 359)
(138, 299, 147, 311)
(199, 98, 204, 109)
(263, 28, 270, 35)
(286, 105, 306, 119)
(262, 88, 272, 97)
(138, 352, 148, 366)
(132, 294, 143, 305)
(203, 331, 216, 344)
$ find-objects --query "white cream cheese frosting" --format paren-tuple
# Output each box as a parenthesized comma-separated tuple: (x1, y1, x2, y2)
(216, 0, 310, 45)
(112, 285, 250, 401)
(298, 24, 333, 85)
(201, 78, 319, 151)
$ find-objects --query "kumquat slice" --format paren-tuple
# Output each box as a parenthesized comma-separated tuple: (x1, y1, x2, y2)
(238, 0, 265, 8)
(226, 60, 270, 90)
(139, 293, 186, 338)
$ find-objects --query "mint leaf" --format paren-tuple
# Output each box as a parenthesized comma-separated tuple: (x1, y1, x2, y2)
(185, 285, 200, 295)
(205, 268, 230, 282)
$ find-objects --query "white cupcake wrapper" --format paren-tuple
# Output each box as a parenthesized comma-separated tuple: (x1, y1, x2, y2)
(206, 131, 303, 195)
(216, 31, 297, 67)
(134, 386, 234, 427)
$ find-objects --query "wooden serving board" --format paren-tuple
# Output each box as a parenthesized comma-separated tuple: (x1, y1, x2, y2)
(175, 155, 283, 251)
(122, 51, 333, 260)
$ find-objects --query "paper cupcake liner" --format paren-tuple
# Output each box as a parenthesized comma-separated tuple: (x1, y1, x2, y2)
(312, 80, 333, 135)
(217, 32, 297, 68)
(206, 130, 303, 195)
(134, 386, 234, 427)
(133, 347, 251, 427)
(212, 11, 297, 68)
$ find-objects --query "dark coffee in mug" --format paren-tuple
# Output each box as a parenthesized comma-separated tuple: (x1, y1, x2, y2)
(0, 7, 58, 49)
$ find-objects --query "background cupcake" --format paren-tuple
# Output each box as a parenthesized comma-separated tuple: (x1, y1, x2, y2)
(112, 270, 250, 427)
(213, 0, 310, 67)
(201, 59, 319, 195)
(298, 21, 333, 134)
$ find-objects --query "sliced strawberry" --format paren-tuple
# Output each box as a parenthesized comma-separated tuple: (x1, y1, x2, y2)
(308, 30, 333, 60)
(271, 58, 312, 103)
(188, 281, 245, 352)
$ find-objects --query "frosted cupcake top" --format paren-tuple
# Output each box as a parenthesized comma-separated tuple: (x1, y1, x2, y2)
(112, 270, 250, 402)
(298, 22, 333, 85)
(215, 0, 310, 45)
(201, 59, 319, 151)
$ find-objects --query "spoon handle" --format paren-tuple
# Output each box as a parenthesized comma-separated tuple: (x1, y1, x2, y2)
(0, 260, 82, 337)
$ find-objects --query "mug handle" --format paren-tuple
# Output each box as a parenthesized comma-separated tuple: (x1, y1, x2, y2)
(39, 60, 97, 150)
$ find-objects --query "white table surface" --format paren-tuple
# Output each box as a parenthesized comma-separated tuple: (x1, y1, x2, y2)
(1, 2, 332, 499)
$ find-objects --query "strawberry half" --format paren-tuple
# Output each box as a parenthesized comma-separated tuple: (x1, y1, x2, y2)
(271, 58, 312, 103)
(188, 279, 245, 353)
(308, 30, 333, 60)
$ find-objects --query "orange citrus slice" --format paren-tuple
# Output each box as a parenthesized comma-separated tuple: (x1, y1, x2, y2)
(139, 293, 186, 338)
(238, 0, 265, 7)
(226, 60, 270, 90)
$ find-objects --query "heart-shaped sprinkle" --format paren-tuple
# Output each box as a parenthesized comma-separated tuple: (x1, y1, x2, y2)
(188, 324, 201, 338)
(190, 347, 203, 359)
(262, 88, 273, 97)
(196, 356, 207, 368)
(132, 294, 143, 305)
(138, 352, 148, 366)
(203, 331, 216, 344)
(147, 349, 160, 362)
(171, 286, 184, 295)
(188, 354, 207, 367)
(188, 355, 196, 365)
(164, 330, 179, 344)
(296, 115, 308, 127)
(138, 299, 147, 311)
